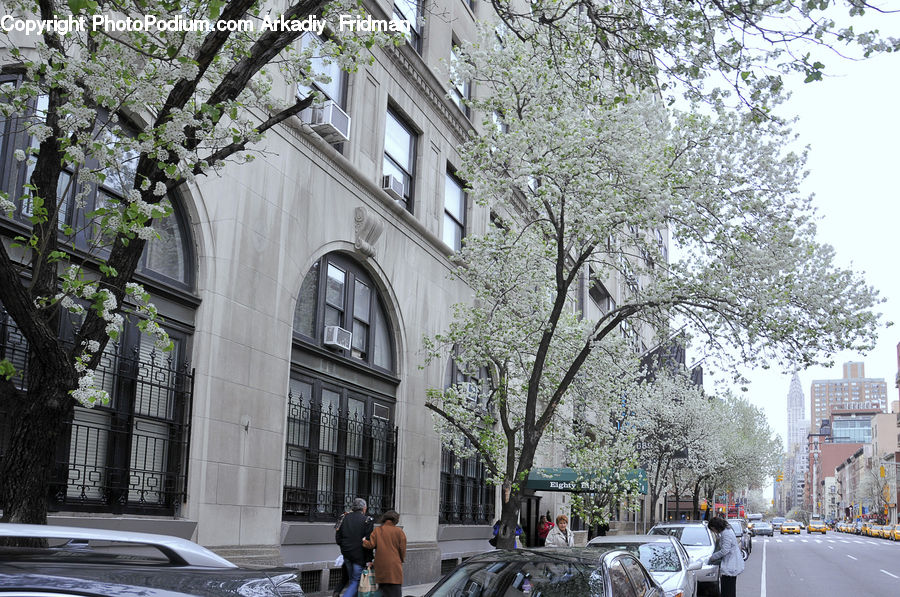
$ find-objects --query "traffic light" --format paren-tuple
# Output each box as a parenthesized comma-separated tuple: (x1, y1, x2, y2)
(776, 473, 783, 482)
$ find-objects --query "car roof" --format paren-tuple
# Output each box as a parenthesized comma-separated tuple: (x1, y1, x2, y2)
(465, 547, 612, 563)
(588, 534, 676, 545)
(0, 523, 236, 568)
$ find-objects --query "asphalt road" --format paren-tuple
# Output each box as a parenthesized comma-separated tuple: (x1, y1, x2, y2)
(737, 533, 900, 596)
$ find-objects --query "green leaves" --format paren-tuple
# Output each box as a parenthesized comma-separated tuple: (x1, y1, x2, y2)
(0, 359, 17, 382)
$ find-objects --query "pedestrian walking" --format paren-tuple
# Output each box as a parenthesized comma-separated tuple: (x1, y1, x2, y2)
(362, 510, 407, 597)
(537, 514, 554, 546)
(707, 516, 744, 597)
(335, 498, 375, 597)
(544, 514, 574, 547)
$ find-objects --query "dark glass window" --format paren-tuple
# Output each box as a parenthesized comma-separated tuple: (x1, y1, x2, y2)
(297, 33, 347, 107)
(450, 43, 472, 118)
(0, 308, 193, 515)
(0, 78, 193, 289)
(393, 0, 422, 52)
(439, 356, 495, 524)
(383, 108, 416, 212)
(0, 77, 198, 516)
(294, 253, 395, 373)
(282, 374, 396, 520)
(286, 253, 398, 520)
(443, 170, 466, 251)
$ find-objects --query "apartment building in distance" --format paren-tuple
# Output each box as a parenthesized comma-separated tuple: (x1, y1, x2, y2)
(810, 362, 888, 428)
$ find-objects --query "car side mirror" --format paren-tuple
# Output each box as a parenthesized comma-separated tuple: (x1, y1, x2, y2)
(688, 560, 703, 571)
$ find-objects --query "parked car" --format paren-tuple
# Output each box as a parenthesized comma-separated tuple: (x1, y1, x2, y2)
(727, 519, 751, 554)
(807, 520, 827, 534)
(424, 547, 666, 597)
(588, 534, 701, 597)
(780, 521, 801, 535)
(771, 516, 786, 532)
(751, 522, 773, 537)
(0, 523, 304, 597)
(648, 522, 721, 596)
(888, 524, 900, 541)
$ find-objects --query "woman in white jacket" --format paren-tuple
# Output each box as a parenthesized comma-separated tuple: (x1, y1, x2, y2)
(544, 514, 574, 547)
(707, 516, 745, 597)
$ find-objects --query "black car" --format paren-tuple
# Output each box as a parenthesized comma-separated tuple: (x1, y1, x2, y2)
(424, 547, 666, 597)
(0, 523, 304, 596)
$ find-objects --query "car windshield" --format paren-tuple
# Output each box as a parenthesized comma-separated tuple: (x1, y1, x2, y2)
(756, 523, 771, 528)
(728, 521, 743, 535)
(649, 526, 711, 546)
(430, 560, 605, 597)
(591, 543, 681, 573)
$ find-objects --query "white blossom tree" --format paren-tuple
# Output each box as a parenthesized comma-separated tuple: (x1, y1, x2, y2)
(690, 393, 782, 516)
(630, 367, 721, 524)
(425, 14, 882, 548)
(0, 0, 395, 525)
(489, 0, 899, 111)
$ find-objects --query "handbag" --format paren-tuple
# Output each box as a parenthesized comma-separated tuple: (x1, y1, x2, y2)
(358, 567, 381, 597)
(488, 534, 498, 547)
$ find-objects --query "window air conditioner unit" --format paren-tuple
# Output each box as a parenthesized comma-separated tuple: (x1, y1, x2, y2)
(323, 325, 352, 350)
(302, 100, 351, 144)
(382, 175, 405, 202)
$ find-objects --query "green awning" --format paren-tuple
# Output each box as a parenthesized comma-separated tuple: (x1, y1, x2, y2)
(525, 467, 647, 494)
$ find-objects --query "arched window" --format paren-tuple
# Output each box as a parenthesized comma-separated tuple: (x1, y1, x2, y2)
(293, 253, 394, 372)
(439, 354, 495, 525)
(0, 78, 198, 515)
(284, 253, 398, 521)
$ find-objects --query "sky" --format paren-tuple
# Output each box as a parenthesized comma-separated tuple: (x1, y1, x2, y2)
(714, 10, 900, 487)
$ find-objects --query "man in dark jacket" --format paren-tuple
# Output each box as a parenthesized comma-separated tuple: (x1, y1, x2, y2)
(335, 497, 374, 597)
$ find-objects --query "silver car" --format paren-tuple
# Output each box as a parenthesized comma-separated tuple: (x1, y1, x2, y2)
(648, 522, 720, 596)
(0, 523, 304, 596)
(588, 534, 701, 597)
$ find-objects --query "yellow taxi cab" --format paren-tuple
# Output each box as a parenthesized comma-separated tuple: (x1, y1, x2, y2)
(780, 520, 801, 535)
(807, 520, 827, 534)
(860, 522, 874, 536)
(889, 524, 900, 541)
(871, 524, 884, 538)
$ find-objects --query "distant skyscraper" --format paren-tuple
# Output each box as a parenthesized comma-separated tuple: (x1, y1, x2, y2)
(809, 361, 887, 424)
(787, 372, 809, 451)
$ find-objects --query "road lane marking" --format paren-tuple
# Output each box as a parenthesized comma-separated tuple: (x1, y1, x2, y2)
(828, 546, 834, 550)
(882, 570, 899, 579)
(761, 532, 767, 597)
(847, 555, 858, 561)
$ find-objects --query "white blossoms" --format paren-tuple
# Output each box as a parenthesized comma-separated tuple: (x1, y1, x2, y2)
(71, 369, 110, 407)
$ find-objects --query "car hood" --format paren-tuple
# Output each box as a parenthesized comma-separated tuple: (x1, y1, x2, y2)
(650, 570, 686, 592)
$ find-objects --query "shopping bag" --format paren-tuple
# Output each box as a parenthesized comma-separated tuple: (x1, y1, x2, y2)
(358, 568, 381, 597)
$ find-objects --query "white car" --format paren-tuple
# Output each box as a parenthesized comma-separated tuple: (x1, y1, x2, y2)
(649, 522, 721, 596)
(588, 534, 701, 597)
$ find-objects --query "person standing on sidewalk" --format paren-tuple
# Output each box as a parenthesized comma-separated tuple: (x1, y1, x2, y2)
(363, 510, 407, 597)
(707, 516, 744, 597)
(537, 514, 554, 546)
(544, 514, 574, 547)
(336, 498, 374, 597)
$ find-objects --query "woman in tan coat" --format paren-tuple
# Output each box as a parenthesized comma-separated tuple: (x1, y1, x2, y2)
(362, 510, 407, 597)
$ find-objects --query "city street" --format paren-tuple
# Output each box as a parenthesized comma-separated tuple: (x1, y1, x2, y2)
(739, 535, 900, 596)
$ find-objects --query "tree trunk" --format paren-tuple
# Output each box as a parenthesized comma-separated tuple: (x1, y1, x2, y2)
(496, 488, 522, 549)
(692, 480, 702, 520)
(0, 361, 74, 529)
